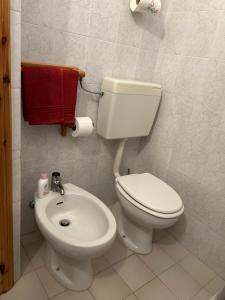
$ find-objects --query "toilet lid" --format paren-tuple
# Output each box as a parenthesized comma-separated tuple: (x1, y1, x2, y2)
(116, 173, 183, 214)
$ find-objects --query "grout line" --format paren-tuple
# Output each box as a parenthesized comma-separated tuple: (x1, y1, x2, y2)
(189, 288, 208, 300)
(93, 261, 111, 276)
(140, 256, 176, 277)
(178, 258, 217, 288)
(31, 268, 49, 299)
(21, 21, 144, 52)
(110, 255, 157, 295)
(157, 276, 180, 299)
(48, 289, 66, 300)
(34, 266, 53, 298)
(201, 276, 225, 296)
(165, 231, 225, 282)
(88, 288, 97, 300)
(90, 263, 133, 299)
(123, 293, 137, 300)
(104, 251, 135, 268)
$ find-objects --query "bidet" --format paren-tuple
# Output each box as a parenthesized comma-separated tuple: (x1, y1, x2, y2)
(35, 183, 116, 290)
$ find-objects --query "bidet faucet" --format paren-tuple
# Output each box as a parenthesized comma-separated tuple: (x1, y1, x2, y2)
(51, 172, 65, 195)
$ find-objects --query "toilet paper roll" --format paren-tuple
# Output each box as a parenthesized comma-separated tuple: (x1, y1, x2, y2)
(130, 0, 161, 13)
(71, 117, 94, 138)
(130, 0, 149, 12)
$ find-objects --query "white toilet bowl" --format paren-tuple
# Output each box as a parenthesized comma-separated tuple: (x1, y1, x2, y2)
(35, 183, 116, 291)
(114, 173, 184, 254)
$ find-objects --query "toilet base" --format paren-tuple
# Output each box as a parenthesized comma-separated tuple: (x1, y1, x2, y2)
(46, 243, 93, 291)
(113, 202, 153, 254)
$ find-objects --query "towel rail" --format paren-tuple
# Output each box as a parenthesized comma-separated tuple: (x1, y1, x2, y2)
(21, 61, 85, 78)
(21, 61, 86, 136)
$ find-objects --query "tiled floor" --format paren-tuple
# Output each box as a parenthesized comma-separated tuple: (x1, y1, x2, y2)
(1, 231, 225, 300)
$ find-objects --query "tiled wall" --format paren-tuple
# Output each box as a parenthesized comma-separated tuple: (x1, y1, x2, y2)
(11, 0, 21, 281)
(126, 0, 225, 280)
(20, 0, 164, 235)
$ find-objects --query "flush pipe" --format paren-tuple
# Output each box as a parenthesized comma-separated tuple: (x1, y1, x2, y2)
(113, 138, 128, 178)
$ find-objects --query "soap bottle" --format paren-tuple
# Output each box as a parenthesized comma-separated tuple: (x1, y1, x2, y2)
(37, 173, 49, 198)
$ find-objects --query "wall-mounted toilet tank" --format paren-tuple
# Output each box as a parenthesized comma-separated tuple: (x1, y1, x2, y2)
(97, 77, 162, 139)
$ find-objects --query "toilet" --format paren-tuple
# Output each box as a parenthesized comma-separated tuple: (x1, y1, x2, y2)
(114, 172, 184, 254)
(35, 183, 116, 290)
(97, 77, 184, 254)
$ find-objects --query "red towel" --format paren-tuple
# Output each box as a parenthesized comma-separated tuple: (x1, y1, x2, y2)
(22, 66, 79, 125)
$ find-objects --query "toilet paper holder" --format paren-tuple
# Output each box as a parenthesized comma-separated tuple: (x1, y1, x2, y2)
(130, 0, 161, 13)
(61, 78, 103, 136)
(61, 119, 94, 137)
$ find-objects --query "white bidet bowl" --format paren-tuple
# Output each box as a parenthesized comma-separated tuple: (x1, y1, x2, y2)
(35, 183, 116, 290)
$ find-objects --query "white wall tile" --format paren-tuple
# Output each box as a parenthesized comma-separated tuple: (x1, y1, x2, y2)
(12, 150, 21, 204)
(11, 0, 21, 12)
(11, 89, 21, 151)
(135, 49, 157, 81)
(39, 0, 91, 35)
(21, 0, 41, 25)
(90, 13, 120, 43)
(117, 8, 145, 48)
(85, 38, 115, 84)
(11, 10, 21, 88)
(11, 7, 21, 282)
(113, 44, 139, 79)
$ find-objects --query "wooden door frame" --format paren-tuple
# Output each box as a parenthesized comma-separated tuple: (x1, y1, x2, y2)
(0, 0, 14, 293)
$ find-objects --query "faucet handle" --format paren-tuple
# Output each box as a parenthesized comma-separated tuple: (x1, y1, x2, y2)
(52, 171, 61, 178)
(51, 172, 61, 183)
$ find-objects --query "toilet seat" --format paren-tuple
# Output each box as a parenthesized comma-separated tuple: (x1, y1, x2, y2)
(116, 173, 184, 219)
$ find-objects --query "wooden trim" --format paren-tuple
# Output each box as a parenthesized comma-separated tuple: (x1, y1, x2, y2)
(21, 61, 86, 78)
(0, 0, 14, 293)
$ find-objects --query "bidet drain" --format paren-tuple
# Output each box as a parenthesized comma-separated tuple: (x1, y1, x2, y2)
(59, 219, 71, 227)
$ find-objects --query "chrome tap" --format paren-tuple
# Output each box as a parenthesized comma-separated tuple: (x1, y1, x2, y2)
(51, 172, 65, 195)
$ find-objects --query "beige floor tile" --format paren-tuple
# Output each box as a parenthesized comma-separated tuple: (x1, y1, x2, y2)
(205, 276, 225, 295)
(113, 255, 155, 291)
(51, 290, 94, 300)
(1, 272, 47, 300)
(23, 240, 45, 269)
(153, 229, 169, 242)
(21, 231, 43, 247)
(191, 289, 212, 300)
(139, 244, 175, 275)
(124, 294, 138, 300)
(36, 266, 65, 298)
(90, 267, 131, 300)
(179, 254, 215, 286)
(157, 235, 189, 262)
(104, 238, 133, 265)
(92, 256, 110, 275)
(159, 264, 201, 300)
(135, 278, 177, 300)
(21, 247, 33, 275)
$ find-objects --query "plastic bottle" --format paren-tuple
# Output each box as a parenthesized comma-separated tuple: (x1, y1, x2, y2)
(37, 173, 49, 198)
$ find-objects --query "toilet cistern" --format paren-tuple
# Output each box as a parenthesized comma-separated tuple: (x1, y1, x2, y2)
(51, 172, 65, 195)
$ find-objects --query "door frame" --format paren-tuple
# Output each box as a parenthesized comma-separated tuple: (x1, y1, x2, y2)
(0, 0, 14, 293)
